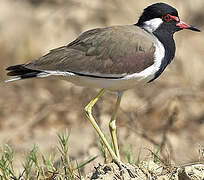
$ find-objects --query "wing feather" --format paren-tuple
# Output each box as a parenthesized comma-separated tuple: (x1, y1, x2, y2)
(24, 25, 156, 78)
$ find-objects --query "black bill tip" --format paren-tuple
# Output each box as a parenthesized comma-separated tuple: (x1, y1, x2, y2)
(189, 26, 201, 32)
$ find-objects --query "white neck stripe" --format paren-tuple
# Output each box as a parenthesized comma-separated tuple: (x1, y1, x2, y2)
(143, 18, 163, 33)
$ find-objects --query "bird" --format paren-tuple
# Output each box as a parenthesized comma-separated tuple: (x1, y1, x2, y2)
(5, 3, 200, 162)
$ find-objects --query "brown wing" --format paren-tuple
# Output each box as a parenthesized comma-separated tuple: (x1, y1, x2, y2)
(25, 25, 156, 77)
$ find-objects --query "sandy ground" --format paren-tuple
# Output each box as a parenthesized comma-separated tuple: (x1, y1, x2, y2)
(0, 0, 204, 177)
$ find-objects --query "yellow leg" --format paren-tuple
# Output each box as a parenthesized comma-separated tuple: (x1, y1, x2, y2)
(109, 91, 123, 160)
(84, 89, 119, 161)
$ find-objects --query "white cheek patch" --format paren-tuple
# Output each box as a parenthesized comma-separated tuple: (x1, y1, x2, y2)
(143, 18, 163, 33)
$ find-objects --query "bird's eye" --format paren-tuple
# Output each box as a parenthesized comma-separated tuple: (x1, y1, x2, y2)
(162, 15, 171, 22)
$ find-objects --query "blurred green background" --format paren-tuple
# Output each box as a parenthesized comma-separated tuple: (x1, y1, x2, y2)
(0, 0, 204, 172)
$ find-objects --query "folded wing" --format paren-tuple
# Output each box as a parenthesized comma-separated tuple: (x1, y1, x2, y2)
(6, 25, 156, 80)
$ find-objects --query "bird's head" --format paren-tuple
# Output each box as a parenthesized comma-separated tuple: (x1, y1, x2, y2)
(136, 3, 200, 34)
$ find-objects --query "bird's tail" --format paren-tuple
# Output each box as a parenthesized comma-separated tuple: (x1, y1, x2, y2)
(5, 64, 43, 82)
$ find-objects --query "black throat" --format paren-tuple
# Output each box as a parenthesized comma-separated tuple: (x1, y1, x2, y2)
(148, 26, 176, 82)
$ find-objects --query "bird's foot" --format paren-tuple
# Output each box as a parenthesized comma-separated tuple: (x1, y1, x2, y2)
(112, 159, 137, 178)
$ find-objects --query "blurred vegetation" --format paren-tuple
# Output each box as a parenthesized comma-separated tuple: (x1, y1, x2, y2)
(0, 131, 97, 179)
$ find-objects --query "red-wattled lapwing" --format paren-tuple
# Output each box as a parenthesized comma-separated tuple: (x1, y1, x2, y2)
(5, 3, 200, 162)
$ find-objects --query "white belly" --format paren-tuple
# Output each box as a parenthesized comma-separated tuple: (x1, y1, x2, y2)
(59, 73, 152, 91)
